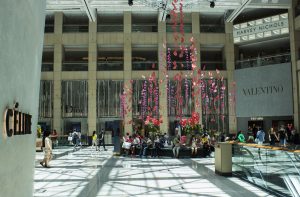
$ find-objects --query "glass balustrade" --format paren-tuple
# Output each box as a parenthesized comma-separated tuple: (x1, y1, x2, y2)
(200, 24, 225, 33)
(97, 25, 123, 32)
(44, 24, 54, 33)
(232, 143, 300, 197)
(63, 24, 89, 33)
(97, 61, 123, 71)
(236, 53, 291, 69)
(62, 62, 88, 71)
(167, 61, 192, 70)
(132, 61, 158, 70)
(166, 24, 192, 33)
(132, 24, 157, 32)
(41, 63, 54, 72)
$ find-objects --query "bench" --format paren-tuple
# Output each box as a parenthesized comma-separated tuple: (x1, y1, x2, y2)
(121, 145, 212, 158)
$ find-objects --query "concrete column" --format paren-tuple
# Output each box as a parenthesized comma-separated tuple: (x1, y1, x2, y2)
(192, 12, 202, 124)
(0, 0, 46, 196)
(158, 19, 169, 133)
(124, 11, 132, 135)
(289, 0, 300, 131)
(53, 12, 63, 134)
(88, 19, 97, 136)
(225, 22, 237, 133)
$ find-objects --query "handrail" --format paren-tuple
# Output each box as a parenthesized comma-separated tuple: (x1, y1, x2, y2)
(229, 141, 300, 153)
(283, 151, 300, 176)
(236, 53, 291, 63)
(239, 146, 268, 188)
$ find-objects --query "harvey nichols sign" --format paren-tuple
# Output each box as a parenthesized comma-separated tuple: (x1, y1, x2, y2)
(2, 102, 32, 138)
(233, 18, 288, 38)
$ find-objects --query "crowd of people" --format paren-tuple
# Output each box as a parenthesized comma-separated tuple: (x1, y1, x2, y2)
(233, 123, 299, 147)
(38, 122, 300, 168)
(120, 130, 216, 158)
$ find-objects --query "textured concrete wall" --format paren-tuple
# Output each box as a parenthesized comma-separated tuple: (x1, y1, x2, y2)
(0, 0, 46, 196)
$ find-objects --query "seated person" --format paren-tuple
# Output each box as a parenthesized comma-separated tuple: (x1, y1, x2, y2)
(190, 135, 199, 157)
(139, 137, 152, 158)
(172, 135, 181, 158)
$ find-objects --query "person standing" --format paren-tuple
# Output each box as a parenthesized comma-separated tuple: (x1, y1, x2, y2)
(256, 127, 265, 145)
(269, 127, 278, 146)
(278, 126, 287, 147)
(237, 131, 245, 143)
(92, 131, 98, 151)
(98, 129, 107, 151)
(40, 130, 52, 168)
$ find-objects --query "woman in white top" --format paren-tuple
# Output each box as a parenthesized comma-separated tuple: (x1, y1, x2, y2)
(40, 130, 52, 168)
(191, 135, 198, 157)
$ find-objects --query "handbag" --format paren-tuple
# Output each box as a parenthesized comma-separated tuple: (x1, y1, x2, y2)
(122, 141, 132, 149)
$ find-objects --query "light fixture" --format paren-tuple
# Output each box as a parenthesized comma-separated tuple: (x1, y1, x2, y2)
(128, 0, 133, 6)
(210, 1, 215, 8)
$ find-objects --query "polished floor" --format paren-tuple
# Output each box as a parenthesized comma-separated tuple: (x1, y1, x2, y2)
(34, 146, 275, 197)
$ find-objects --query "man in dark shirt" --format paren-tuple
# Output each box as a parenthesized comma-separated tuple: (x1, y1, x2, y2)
(98, 129, 107, 151)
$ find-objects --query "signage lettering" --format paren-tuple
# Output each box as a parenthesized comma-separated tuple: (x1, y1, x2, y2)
(233, 18, 288, 38)
(242, 85, 284, 96)
(3, 103, 32, 139)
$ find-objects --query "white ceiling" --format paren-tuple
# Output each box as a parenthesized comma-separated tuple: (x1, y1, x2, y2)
(46, 0, 291, 14)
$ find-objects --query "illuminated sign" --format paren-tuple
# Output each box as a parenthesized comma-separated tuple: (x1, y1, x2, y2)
(233, 13, 289, 43)
(2, 102, 32, 139)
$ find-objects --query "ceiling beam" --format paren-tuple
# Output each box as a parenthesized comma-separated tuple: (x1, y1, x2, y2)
(226, 0, 251, 23)
(81, 0, 96, 22)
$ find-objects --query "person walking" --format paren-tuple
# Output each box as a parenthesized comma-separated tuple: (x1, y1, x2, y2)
(269, 127, 278, 146)
(92, 130, 98, 151)
(98, 129, 107, 151)
(40, 130, 52, 168)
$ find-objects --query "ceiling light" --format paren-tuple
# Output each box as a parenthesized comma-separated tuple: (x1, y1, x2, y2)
(210, 1, 215, 8)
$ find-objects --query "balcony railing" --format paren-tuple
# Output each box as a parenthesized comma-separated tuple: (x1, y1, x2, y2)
(201, 61, 226, 70)
(63, 24, 89, 33)
(132, 24, 158, 32)
(200, 24, 225, 33)
(166, 24, 192, 33)
(41, 63, 54, 72)
(167, 61, 192, 70)
(97, 25, 123, 32)
(97, 61, 123, 71)
(132, 61, 158, 70)
(44, 24, 54, 33)
(62, 62, 88, 71)
(236, 53, 291, 69)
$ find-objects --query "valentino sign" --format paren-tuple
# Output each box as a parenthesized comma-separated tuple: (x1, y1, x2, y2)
(242, 85, 284, 96)
(2, 102, 32, 138)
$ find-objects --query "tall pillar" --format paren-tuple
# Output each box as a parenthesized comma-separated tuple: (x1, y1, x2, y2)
(53, 12, 63, 134)
(124, 11, 132, 135)
(192, 12, 202, 124)
(88, 19, 97, 136)
(289, 0, 300, 131)
(225, 22, 237, 133)
(0, 0, 46, 196)
(158, 19, 168, 133)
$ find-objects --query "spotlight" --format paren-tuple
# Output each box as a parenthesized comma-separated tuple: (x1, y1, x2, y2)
(128, 0, 133, 6)
(210, 1, 215, 8)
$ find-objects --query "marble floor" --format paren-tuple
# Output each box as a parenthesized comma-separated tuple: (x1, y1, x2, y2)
(34, 146, 275, 197)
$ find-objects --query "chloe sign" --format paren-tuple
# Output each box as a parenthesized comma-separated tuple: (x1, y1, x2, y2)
(3, 102, 32, 138)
